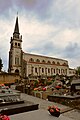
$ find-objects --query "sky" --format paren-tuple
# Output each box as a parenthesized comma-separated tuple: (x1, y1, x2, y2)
(0, 0, 80, 71)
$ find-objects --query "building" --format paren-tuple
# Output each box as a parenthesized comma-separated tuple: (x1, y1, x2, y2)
(8, 16, 73, 79)
(68, 68, 76, 76)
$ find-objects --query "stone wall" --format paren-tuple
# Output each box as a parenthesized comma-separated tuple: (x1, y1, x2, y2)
(48, 95, 80, 107)
(0, 73, 20, 85)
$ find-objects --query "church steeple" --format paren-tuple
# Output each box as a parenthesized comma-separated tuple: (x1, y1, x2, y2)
(9, 14, 22, 75)
(13, 15, 20, 38)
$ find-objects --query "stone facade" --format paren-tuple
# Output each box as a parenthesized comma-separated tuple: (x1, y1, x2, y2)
(22, 52, 69, 77)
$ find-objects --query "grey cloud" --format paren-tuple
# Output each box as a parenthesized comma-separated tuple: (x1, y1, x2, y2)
(16, 0, 80, 28)
(48, 0, 80, 28)
(63, 42, 80, 58)
(28, 40, 61, 56)
(1, 0, 80, 28)
(15, 0, 37, 9)
(0, 0, 12, 14)
(14, 0, 52, 20)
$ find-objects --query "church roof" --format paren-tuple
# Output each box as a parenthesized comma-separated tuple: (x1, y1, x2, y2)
(23, 51, 68, 62)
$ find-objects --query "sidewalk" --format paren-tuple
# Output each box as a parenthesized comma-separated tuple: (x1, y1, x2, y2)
(20, 93, 73, 113)
(10, 109, 74, 120)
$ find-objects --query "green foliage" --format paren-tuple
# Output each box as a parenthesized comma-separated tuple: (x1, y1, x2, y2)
(47, 81, 53, 85)
(0, 58, 3, 72)
(34, 80, 38, 88)
(52, 79, 55, 82)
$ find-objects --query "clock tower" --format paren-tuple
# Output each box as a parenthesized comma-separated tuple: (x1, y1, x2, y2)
(8, 15, 22, 76)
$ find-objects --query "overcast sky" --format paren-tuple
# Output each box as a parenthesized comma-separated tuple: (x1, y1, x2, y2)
(0, 0, 80, 71)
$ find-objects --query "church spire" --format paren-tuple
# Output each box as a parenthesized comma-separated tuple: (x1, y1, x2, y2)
(14, 15, 19, 34)
(13, 14, 20, 38)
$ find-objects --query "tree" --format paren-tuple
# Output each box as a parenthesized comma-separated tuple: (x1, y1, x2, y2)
(76, 66, 80, 76)
(0, 58, 3, 72)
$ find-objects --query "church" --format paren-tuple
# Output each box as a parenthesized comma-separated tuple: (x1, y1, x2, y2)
(8, 16, 75, 79)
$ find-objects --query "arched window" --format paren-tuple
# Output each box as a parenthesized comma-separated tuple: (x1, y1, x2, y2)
(29, 58, 34, 62)
(52, 61, 55, 64)
(47, 61, 51, 64)
(15, 57, 19, 65)
(57, 62, 60, 65)
(42, 68, 44, 73)
(18, 43, 20, 47)
(54, 69, 55, 73)
(36, 59, 40, 63)
(45, 68, 47, 74)
(48, 68, 50, 73)
(15, 42, 17, 47)
(63, 62, 67, 66)
(15, 69, 19, 74)
(35, 68, 37, 73)
(42, 60, 45, 63)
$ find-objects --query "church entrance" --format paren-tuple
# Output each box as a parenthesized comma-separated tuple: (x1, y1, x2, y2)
(15, 69, 19, 74)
